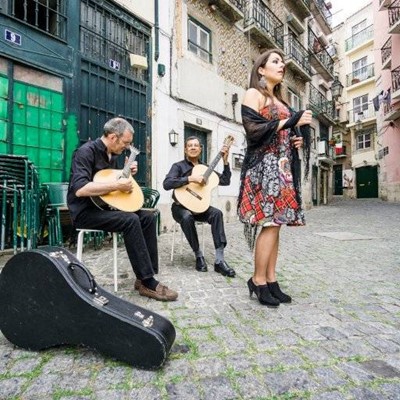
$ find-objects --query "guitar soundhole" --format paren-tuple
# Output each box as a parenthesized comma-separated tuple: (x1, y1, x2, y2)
(185, 187, 202, 200)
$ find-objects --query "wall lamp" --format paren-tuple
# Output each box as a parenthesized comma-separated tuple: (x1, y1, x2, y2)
(331, 75, 344, 101)
(169, 129, 178, 146)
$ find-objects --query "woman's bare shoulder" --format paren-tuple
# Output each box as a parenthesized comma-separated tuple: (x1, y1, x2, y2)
(243, 88, 264, 110)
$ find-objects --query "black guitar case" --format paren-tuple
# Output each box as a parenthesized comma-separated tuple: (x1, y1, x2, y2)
(0, 246, 176, 369)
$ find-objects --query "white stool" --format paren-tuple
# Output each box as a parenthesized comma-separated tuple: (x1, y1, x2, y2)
(76, 229, 119, 292)
(170, 221, 205, 262)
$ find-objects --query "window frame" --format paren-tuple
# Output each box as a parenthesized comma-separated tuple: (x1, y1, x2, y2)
(8, 0, 67, 40)
(353, 94, 369, 121)
(288, 88, 302, 111)
(187, 17, 212, 63)
(356, 131, 372, 150)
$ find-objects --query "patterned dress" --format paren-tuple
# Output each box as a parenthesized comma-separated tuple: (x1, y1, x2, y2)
(238, 103, 305, 227)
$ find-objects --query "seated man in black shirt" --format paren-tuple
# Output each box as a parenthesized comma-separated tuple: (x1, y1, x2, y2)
(67, 117, 178, 301)
(163, 136, 235, 277)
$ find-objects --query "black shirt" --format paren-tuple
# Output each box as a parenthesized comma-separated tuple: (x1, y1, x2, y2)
(163, 158, 231, 191)
(67, 138, 119, 221)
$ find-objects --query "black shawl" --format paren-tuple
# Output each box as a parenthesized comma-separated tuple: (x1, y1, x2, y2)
(238, 105, 311, 241)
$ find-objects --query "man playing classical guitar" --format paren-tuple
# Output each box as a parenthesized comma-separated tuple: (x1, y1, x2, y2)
(163, 136, 236, 277)
(67, 117, 178, 301)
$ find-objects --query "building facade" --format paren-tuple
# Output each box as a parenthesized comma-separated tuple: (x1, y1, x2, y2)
(155, 0, 338, 229)
(0, 0, 341, 240)
(375, 0, 400, 201)
(0, 0, 154, 185)
(332, 3, 379, 199)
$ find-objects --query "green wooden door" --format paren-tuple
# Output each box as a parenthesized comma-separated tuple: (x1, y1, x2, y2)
(333, 164, 343, 195)
(184, 126, 208, 164)
(0, 74, 8, 154)
(356, 166, 378, 198)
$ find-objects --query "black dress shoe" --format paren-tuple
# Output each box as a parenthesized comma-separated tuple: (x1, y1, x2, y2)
(195, 256, 208, 272)
(214, 261, 236, 277)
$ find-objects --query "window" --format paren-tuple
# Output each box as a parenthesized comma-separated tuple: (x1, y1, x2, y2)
(10, 0, 67, 40)
(288, 89, 302, 111)
(356, 131, 372, 150)
(320, 123, 329, 141)
(352, 56, 368, 81)
(353, 94, 369, 121)
(310, 126, 316, 150)
(188, 18, 212, 63)
(352, 19, 367, 36)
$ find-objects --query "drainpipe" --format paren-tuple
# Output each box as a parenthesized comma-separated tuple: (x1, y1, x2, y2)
(154, 0, 159, 61)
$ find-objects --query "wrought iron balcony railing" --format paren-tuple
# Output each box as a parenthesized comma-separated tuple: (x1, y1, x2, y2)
(308, 28, 334, 76)
(211, 0, 245, 21)
(392, 65, 400, 94)
(313, 0, 332, 26)
(308, 84, 335, 120)
(244, 0, 284, 49)
(227, 0, 245, 12)
(381, 37, 392, 67)
(285, 34, 311, 76)
(345, 24, 373, 52)
(347, 103, 376, 124)
(346, 63, 374, 86)
(389, 0, 400, 29)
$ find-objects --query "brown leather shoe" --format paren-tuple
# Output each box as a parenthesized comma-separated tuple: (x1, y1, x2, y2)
(134, 279, 142, 290)
(139, 283, 178, 301)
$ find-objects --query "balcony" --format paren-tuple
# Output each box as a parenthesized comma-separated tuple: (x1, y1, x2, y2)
(285, 0, 311, 18)
(308, 84, 335, 124)
(346, 63, 375, 87)
(308, 28, 334, 80)
(243, 0, 284, 50)
(379, 0, 392, 11)
(317, 140, 335, 164)
(209, 0, 245, 22)
(345, 24, 373, 52)
(284, 34, 311, 81)
(347, 103, 376, 125)
(381, 37, 392, 70)
(383, 101, 400, 121)
(335, 145, 347, 158)
(388, 0, 400, 34)
(309, 0, 332, 35)
(392, 65, 400, 100)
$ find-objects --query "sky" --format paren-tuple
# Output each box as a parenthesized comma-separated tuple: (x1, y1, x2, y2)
(330, 0, 371, 26)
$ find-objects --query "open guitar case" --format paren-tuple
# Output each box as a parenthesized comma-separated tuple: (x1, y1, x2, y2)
(0, 246, 176, 370)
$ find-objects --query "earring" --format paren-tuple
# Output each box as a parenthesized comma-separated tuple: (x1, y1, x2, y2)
(259, 75, 267, 89)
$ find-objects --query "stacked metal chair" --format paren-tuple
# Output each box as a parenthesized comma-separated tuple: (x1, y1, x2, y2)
(0, 154, 42, 253)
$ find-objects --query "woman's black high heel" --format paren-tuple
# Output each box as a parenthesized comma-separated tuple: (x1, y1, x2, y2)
(268, 281, 292, 303)
(247, 278, 280, 307)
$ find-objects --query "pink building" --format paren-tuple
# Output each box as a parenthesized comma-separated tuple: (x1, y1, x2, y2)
(374, 0, 400, 201)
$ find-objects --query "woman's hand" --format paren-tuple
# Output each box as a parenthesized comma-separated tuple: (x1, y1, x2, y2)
(296, 110, 312, 127)
(291, 136, 303, 149)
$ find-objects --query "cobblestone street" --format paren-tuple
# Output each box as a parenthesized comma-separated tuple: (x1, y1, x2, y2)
(1, 198, 400, 400)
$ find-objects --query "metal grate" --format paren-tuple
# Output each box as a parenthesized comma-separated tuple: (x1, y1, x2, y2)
(80, 0, 150, 81)
(9, 0, 67, 40)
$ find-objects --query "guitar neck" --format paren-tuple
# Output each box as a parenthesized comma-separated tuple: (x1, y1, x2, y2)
(203, 153, 222, 180)
(121, 150, 138, 178)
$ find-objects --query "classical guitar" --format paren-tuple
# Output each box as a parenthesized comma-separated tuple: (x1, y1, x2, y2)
(173, 135, 234, 214)
(91, 146, 144, 212)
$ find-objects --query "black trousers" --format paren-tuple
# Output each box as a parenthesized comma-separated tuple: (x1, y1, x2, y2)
(74, 208, 158, 280)
(171, 203, 227, 252)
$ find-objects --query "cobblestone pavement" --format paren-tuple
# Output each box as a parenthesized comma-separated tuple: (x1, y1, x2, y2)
(1, 198, 400, 400)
